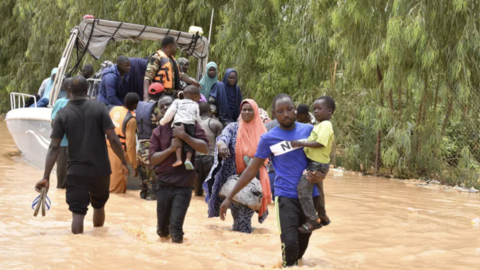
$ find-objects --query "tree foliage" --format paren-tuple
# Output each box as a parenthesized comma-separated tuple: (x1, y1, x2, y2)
(1, 0, 480, 187)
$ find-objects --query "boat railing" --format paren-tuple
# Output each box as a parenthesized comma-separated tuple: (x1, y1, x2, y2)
(10, 92, 37, 110)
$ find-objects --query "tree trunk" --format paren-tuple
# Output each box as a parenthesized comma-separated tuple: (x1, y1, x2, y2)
(441, 98, 453, 136)
(398, 84, 402, 119)
(375, 65, 384, 176)
(375, 131, 382, 176)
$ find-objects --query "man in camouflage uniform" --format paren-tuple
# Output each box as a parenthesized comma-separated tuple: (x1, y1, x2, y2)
(137, 95, 174, 200)
(143, 36, 199, 102)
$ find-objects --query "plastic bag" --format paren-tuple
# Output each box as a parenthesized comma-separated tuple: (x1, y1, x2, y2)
(219, 174, 263, 210)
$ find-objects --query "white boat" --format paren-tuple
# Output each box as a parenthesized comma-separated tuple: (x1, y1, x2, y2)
(5, 18, 210, 184)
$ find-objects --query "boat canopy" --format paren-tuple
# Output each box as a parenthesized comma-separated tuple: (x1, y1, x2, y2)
(49, 18, 209, 106)
(76, 19, 209, 60)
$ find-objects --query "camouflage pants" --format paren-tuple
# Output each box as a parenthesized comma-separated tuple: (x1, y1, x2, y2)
(138, 140, 158, 200)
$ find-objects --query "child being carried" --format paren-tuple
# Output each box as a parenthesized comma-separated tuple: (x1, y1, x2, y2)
(290, 96, 336, 233)
(160, 85, 201, 170)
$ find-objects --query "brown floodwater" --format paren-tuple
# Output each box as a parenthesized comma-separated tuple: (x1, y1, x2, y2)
(1, 121, 480, 270)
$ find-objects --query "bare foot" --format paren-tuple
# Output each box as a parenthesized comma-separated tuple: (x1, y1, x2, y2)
(172, 160, 183, 167)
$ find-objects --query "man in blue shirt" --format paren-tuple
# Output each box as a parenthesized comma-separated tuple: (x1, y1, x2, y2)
(220, 93, 326, 267)
(97, 56, 131, 106)
(51, 78, 72, 188)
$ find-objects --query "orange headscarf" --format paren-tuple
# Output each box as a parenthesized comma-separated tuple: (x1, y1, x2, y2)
(235, 99, 272, 218)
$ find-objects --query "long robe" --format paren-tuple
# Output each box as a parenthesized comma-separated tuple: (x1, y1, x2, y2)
(109, 119, 138, 193)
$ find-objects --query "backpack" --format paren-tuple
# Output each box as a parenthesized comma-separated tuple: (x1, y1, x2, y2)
(136, 101, 157, 140)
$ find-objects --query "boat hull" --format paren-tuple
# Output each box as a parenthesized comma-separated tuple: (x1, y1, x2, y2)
(5, 108, 140, 190)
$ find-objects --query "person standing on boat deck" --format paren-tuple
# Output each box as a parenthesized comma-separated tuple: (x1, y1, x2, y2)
(29, 68, 58, 108)
(128, 58, 148, 100)
(143, 36, 200, 102)
(136, 95, 172, 200)
(194, 102, 223, 196)
(177, 57, 200, 90)
(35, 75, 129, 234)
(199, 62, 218, 107)
(80, 64, 94, 79)
(218, 93, 327, 267)
(209, 68, 242, 127)
(149, 106, 208, 243)
(108, 93, 140, 193)
(97, 56, 131, 107)
(51, 78, 72, 189)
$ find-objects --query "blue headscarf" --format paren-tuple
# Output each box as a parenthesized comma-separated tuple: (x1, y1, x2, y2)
(42, 68, 58, 99)
(199, 62, 218, 101)
(210, 68, 242, 124)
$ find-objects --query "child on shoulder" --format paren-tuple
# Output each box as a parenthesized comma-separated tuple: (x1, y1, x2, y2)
(290, 96, 335, 233)
(159, 85, 201, 170)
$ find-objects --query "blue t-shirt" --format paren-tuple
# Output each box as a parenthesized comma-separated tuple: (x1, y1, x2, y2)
(51, 98, 70, 147)
(255, 122, 319, 199)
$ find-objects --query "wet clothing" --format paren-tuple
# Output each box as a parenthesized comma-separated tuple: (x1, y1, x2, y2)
(254, 122, 320, 266)
(149, 121, 208, 187)
(203, 122, 267, 233)
(276, 196, 319, 267)
(97, 64, 130, 106)
(199, 62, 218, 101)
(66, 175, 110, 216)
(149, 122, 207, 242)
(109, 118, 137, 193)
(210, 69, 242, 125)
(128, 58, 148, 101)
(298, 162, 329, 221)
(56, 147, 68, 189)
(51, 99, 114, 178)
(194, 155, 214, 196)
(156, 185, 192, 242)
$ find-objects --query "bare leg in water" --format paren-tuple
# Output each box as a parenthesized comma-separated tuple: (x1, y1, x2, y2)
(93, 207, 106, 227)
(71, 207, 105, 234)
(72, 214, 85, 234)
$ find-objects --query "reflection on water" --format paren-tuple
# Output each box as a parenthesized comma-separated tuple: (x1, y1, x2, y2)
(1, 121, 479, 269)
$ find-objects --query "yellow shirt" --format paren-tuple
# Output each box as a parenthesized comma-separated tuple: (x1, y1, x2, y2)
(304, 120, 334, 163)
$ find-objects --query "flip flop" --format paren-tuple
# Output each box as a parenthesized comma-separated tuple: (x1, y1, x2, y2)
(185, 161, 194, 171)
(32, 188, 51, 217)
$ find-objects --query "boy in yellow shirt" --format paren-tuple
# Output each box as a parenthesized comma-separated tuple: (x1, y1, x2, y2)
(291, 96, 335, 233)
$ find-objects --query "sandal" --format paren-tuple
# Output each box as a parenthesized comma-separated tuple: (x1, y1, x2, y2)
(184, 161, 194, 171)
(32, 187, 51, 217)
(298, 219, 322, 234)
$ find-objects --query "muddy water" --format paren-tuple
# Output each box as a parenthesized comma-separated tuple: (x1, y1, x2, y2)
(1, 122, 480, 270)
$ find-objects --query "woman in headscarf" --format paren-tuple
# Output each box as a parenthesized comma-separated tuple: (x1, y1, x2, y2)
(30, 68, 58, 107)
(209, 68, 242, 126)
(203, 99, 272, 233)
(199, 62, 218, 101)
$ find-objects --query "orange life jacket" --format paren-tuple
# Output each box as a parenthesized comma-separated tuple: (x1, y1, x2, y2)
(107, 106, 136, 150)
(151, 50, 180, 92)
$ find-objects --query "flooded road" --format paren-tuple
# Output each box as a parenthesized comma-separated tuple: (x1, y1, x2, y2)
(1, 121, 480, 270)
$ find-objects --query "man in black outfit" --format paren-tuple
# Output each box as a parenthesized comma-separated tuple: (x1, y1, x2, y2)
(35, 75, 129, 234)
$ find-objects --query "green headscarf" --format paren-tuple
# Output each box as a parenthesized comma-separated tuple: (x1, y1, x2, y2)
(199, 62, 218, 100)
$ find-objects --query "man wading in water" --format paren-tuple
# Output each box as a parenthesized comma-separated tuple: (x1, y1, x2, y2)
(219, 93, 326, 267)
(35, 75, 129, 234)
